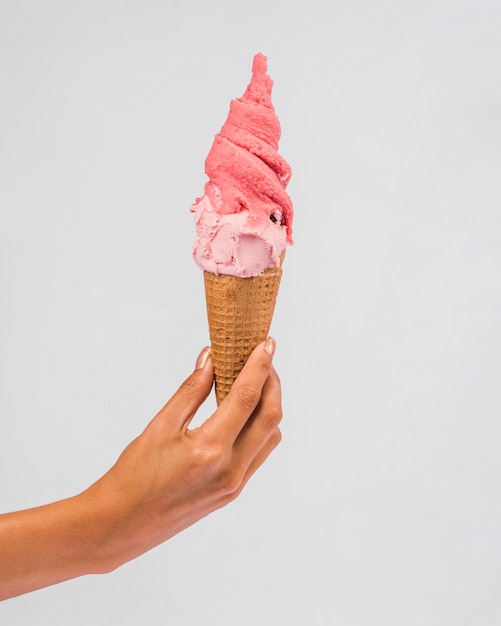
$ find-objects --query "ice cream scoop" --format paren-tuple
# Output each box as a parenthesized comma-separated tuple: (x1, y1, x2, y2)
(191, 53, 293, 277)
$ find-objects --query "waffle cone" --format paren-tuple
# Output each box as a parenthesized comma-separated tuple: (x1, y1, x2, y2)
(204, 261, 283, 405)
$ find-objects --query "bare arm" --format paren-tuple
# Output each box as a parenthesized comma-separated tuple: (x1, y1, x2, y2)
(0, 338, 282, 600)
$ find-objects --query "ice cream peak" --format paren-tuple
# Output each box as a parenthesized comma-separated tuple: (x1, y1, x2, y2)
(191, 53, 293, 277)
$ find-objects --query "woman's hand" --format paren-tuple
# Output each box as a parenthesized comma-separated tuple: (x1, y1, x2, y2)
(0, 338, 282, 600)
(87, 336, 282, 569)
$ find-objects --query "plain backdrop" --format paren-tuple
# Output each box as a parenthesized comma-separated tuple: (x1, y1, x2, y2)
(1, 1, 500, 624)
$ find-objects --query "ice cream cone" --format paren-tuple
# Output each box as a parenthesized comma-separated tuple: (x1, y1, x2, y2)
(204, 258, 283, 405)
(192, 55, 292, 405)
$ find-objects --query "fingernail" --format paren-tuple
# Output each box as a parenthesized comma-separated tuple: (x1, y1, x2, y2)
(264, 336, 276, 356)
(195, 346, 211, 369)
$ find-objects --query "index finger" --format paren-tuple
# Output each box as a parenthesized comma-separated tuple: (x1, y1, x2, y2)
(203, 337, 276, 443)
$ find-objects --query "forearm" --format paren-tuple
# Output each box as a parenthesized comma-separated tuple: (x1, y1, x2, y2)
(0, 491, 112, 600)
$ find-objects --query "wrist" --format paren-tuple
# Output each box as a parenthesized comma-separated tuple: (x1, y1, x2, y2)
(79, 470, 155, 574)
(75, 483, 131, 574)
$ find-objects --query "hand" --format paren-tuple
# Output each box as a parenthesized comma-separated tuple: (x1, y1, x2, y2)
(0, 338, 282, 599)
(88, 336, 282, 569)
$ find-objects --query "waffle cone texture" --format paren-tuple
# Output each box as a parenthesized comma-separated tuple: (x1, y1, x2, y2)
(204, 263, 283, 405)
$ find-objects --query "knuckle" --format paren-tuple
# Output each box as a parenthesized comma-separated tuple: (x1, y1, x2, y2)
(253, 355, 272, 381)
(189, 436, 225, 472)
(234, 382, 261, 411)
(270, 367, 281, 388)
(269, 427, 282, 448)
(216, 466, 242, 496)
(203, 445, 226, 471)
(176, 373, 199, 398)
(256, 352, 271, 373)
(186, 435, 244, 497)
(262, 404, 283, 430)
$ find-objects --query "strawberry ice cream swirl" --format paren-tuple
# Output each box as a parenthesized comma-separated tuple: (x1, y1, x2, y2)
(191, 53, 293, 278)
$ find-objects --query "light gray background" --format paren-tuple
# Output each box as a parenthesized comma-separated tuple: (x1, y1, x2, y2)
(1, 0, 500, 624)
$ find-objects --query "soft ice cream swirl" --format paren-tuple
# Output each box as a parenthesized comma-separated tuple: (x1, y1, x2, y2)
(191, 53, 293, 277)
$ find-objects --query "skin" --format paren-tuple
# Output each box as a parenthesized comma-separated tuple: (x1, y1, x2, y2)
(0, 337, 282, 601)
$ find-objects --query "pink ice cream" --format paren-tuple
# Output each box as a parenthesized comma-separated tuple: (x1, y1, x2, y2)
(191, 53, 293, 278)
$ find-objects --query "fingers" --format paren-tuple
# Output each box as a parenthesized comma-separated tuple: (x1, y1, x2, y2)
(205, 425, 283, 513)
(233, 425, 282, 498)
(155, 347, 214, 431)
(227, 362, 283, 498)
(203, 337, 276, 444)
(232, 365, 282, 462)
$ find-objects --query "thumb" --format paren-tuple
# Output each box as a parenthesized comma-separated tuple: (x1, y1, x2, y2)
(157, 347, 214, 432)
